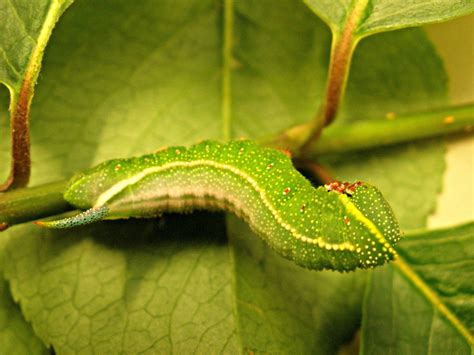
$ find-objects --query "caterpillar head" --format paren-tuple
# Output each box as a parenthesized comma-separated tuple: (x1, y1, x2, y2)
(325, 181, 401, 268)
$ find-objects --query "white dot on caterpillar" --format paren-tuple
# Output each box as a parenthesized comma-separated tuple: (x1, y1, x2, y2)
(175, 149, 181, 155)
(239, 147, 244, 155)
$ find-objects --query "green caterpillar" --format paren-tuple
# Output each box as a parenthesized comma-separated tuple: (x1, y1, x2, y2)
(38, 140, 400, 271)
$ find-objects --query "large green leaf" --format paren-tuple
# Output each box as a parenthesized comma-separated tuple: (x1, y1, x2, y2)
(228, 217, 367, 354)
(0, 0, 72, 91)
(0, 230, 44, 354)
(0, 254, 48, 355)
(0, 0, 450, 353)
(303, 0, 474, 37)
(361, 222, 474, 354)
(3, 216, 241, 353)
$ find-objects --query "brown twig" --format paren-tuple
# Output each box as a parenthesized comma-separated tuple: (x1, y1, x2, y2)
(0, 79, 33, 191)
(294, 158, 334, 184)
(0, 1, 68, 191)
(301, 0, 369, 152)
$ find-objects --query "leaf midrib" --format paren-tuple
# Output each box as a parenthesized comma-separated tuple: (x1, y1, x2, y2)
(392, 257, 474, 346)
(221, 0, 233, 141)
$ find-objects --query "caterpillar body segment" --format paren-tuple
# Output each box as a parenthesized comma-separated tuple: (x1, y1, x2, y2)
(39, 140, 400, 271)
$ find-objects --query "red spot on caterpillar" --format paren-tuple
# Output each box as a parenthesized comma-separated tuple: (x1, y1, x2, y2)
(343, 216, 350, 225)
(346, 181, 363, 195)
(324, 181, 345, 193)
(114, 164, 122, 172)
(283, 187, 291, 195)
(300, 204, 306, 213)
(0, 223, 8, 232)
(267, 163, 274, 170)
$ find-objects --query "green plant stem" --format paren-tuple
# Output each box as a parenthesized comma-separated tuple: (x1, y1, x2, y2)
(0, 181, 71, 229)
(262, 103, 474, 156)
(310, 103, 474, 156)
(1, 103, 472, 229)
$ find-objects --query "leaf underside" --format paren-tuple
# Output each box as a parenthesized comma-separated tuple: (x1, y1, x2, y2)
(304, 0, 474, 37)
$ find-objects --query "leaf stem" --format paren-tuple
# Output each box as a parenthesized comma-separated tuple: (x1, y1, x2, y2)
(293, 159, 334, 184)
(300, 0, 368, 151)
(1, 1, 65, 191)
(0, 181, 71, 229)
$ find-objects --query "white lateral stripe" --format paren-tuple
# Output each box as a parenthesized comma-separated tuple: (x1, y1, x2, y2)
(94, 160, 354, 250)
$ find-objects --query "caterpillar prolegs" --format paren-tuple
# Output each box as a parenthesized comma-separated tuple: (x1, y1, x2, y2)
(38, 140, 400, 272)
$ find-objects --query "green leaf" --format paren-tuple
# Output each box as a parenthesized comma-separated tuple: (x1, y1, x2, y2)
(228, 217, 367, 354)
(0, 0, 72, 91)
(0, 0, 451, 352)
(303, 0, 474, 37)
(0, 233, 46, 354)
(0, 259, 48, 354)
(3, 216, 241, 353)
(361, 222, 474, 354)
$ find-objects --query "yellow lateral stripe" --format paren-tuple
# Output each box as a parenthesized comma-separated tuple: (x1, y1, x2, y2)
(94, 160, 354, 251)
(393, 258, 474, 346)
(337, 194, 396, 255)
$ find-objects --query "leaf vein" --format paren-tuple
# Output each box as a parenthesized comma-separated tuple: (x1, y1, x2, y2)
(393, 258, 474, 346)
